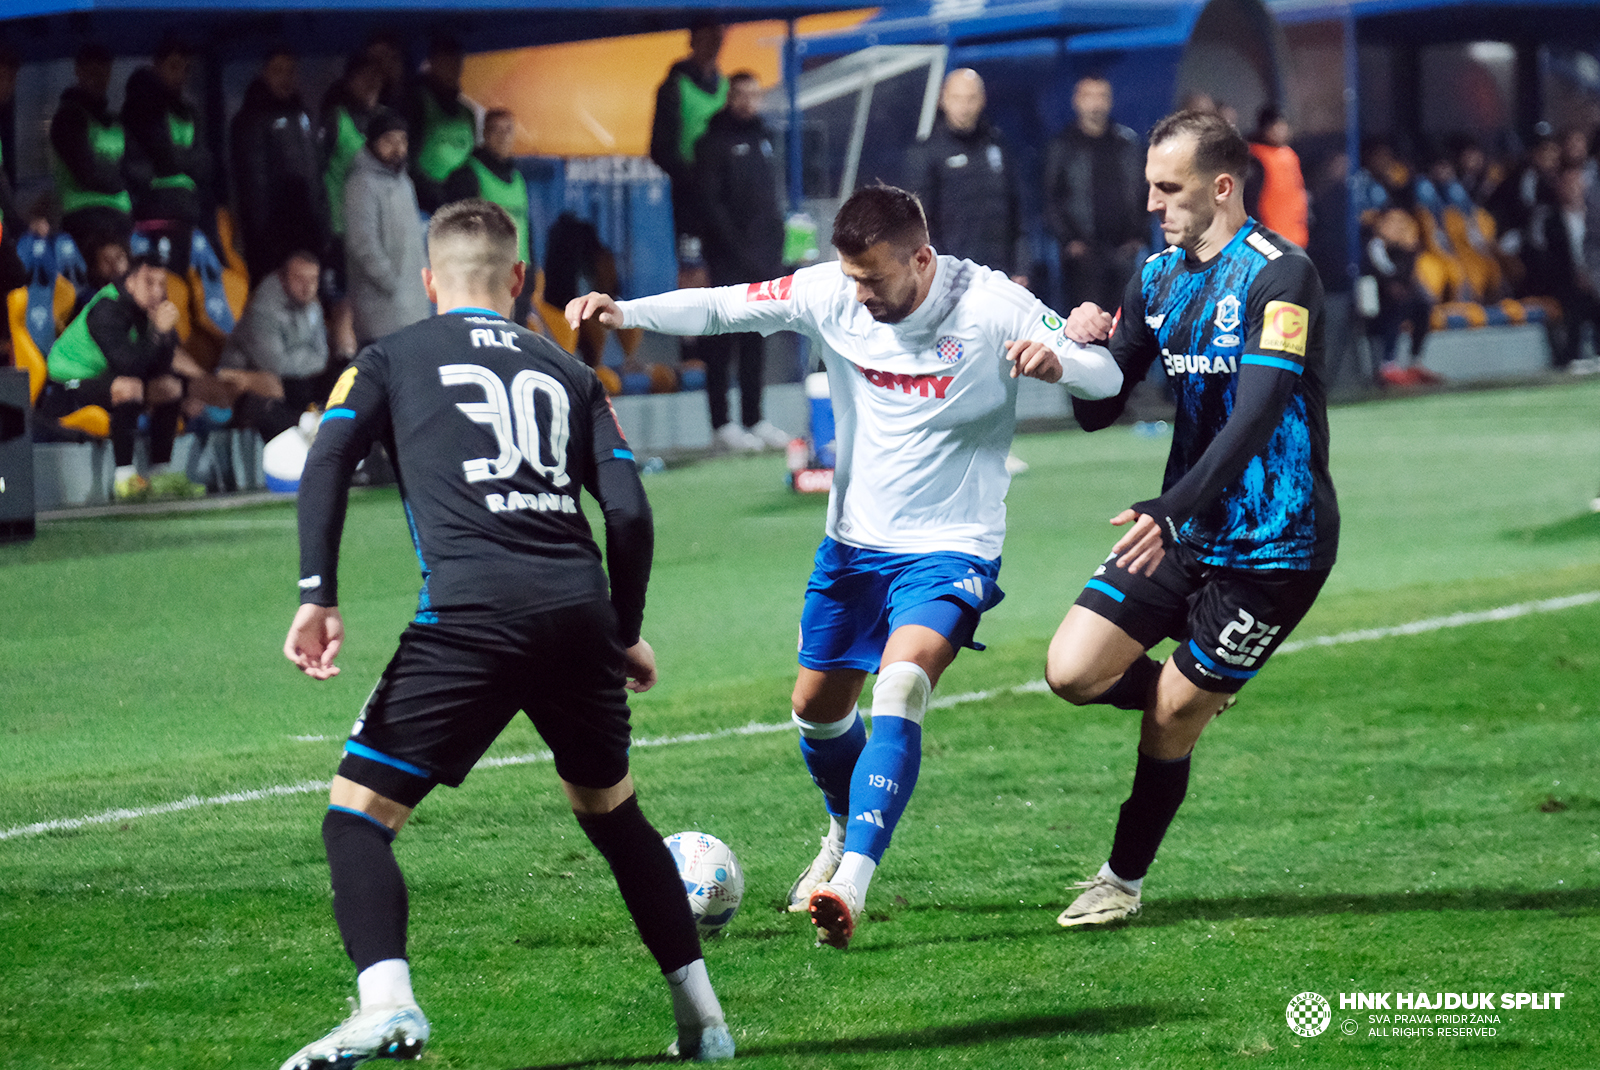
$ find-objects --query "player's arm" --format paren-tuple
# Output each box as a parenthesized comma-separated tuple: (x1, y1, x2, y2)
(1069, 270, 1160, 431)
(580, 382, 656, 691)
(1130, 258, 1322, 551)
(286, 357, 390, 678)
(565, 267, 815, 339)
(1002, 287, 1121, 397)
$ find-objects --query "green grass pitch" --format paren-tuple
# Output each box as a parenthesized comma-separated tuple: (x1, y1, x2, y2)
(1, 381, 1597, 1069)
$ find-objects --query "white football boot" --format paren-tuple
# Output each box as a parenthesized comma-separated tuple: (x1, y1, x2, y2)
(786, 829, 845, 912)
(1056, 874, 1142, 928)
(808, 878, 864, 949)
(667, 1023, 736, 1062)
(278, 1001, 429, 1070)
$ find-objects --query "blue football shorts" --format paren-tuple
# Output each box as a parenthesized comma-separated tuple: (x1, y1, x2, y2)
(798, 536, 1005, 673)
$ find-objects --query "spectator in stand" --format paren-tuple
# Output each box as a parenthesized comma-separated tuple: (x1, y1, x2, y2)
(230, 47, 329, 285)
(72, 235, 130, 313)
(904, 68, 1024, 283)
(1448, 132, 1501, 207)
(1524, 166, 1600, 370)
(1247, 106, 1309, 247)
(1364, 206, 1438, 386)
(1488, 134, 1560, 261)
(321, 53, 386, 361)
(1560, 126, 1595, 188)
(1044, 75, 1146, 312)
(405, 35, 476, 214)
(41, 251, 207, 501)
(691, 71, 791, 453)
(218, 249, 335, 440)
(0, 47, 16, 190)
(443, 108, 535, 325)
(50, 44, 134, 262)
(1352, 137, 1414, 223)
(364, 31, 408, 113)
(123, 37, 214, 276)
(344, 107, 430, 346)
(650, 20, 726, 274)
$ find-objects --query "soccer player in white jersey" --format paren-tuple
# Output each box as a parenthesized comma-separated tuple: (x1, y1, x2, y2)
(568, 185, 1121, 948)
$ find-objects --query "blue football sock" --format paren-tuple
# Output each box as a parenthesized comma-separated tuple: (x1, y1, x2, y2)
(843, 663, 930, 863)
(794, 706, 866, 820)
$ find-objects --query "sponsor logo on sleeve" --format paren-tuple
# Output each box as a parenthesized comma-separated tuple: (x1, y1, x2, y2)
(1260, 301, 1310, 357)
(326, 366, 358, 406)
(746, 275, 795, 302)
(1041, 312, 1063, 331)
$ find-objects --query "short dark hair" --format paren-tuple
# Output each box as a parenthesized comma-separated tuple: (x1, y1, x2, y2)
(831, 184, 929, 259)
(428, 198, 518, 261)
(1149, 108, 1251, 182)
(729, 70, 760, 89)
(154, 36, 194, 62)
(282, 249, 321, 269)
(483, 107, 514, 127)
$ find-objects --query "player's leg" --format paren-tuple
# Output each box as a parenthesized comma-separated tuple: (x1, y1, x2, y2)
(786, 666, 868, 909)
(282, 625, 513, 1069)
(527, 601, 731, 1062)
(809, 549, 1004, 948)
(785, 539, 881, 910)
(809, 623, 955, 947)
(1060, 564, 1330, 929)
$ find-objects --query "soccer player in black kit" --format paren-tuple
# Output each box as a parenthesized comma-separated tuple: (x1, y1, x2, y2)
(279, 200, 733, 1067)
(1044, 110, 1339, 927)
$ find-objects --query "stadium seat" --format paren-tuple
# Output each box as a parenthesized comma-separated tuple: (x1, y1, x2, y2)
(6, 286, 109, 438)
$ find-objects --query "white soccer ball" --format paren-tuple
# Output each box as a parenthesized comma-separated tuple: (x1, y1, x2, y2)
(262, 425, 311, 493)
(664, 831, 744, 937)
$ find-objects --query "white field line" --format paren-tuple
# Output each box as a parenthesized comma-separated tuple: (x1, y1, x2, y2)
(5, 591, 1596, 843)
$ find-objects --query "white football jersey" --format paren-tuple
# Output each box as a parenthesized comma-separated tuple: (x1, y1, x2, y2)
(616, 256, 1120, 559)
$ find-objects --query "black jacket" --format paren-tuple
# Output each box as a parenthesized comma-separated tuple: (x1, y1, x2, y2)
(230, 78, 329, 280)
(49, 87, 130, 202)
(693, 109, 784, 284)
(649, 59, 724, 237)
(122, 66, 212, 225)
(1043, 122, 1146, 248)
(904, 117, 1020, 275)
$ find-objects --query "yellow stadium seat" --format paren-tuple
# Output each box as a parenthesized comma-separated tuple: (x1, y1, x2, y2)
(8, 286, 109, 437)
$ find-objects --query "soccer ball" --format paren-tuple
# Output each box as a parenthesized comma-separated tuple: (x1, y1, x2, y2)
(664, 831, 744, 937)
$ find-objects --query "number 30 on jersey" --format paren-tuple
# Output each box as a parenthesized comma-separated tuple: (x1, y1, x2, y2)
(440, 363, 571, 486)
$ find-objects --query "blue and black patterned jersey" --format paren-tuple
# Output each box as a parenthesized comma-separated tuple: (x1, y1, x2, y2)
(1084, 221, 1339, 569)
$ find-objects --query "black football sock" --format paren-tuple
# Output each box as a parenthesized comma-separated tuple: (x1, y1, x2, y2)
(146, 400, 181, 466)
(576, 794, 702, 975)
(110, 401, 141, 467)
(323, 807, 408, 972)
(1093, 655, 1162, 711)
(1106, 749, 1192, 883)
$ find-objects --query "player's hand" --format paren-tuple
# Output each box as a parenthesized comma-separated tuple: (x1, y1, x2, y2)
(1003, 338, 1063, 382)
(151, 300, 180, 334)
(1064, 302, 1114, 345)
(622, 637, 658, 693)
(284, 603, 344, 680)
(565, 292, 623, 331)
(1110, 509, 1166, 576)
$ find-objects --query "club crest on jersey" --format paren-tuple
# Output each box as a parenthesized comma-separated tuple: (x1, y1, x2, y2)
(746, 275, 794, 302)
(1214, 295, 1241, 334)
(935, 335, 965, 363)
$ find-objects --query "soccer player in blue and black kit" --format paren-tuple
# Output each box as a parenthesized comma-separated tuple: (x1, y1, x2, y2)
(1044, 110, 1339, 927)
(278, 201, 732, 1067)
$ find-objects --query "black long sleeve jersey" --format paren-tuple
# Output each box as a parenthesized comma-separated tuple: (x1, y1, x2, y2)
(1074, 221, 1339, 570)
(297, 308, 653, 643)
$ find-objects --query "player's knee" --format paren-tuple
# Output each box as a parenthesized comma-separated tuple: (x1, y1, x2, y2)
(110, 376, 144, 405)
(147, 375, 183, 405)
(1045, 653, 1104, 706)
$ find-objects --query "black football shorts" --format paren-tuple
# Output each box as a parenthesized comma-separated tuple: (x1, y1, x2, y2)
(337, 599, 634, 806)
(1074, 543, 1329, 694)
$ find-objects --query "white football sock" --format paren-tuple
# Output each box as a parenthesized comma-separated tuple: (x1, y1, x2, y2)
(833, 851, 877, 897)
(358, 958, 416, 1009)
(792, 706, 859, 739)
(114, 464, 138, 481)
(666, 958, 725, 1028)
(1100, 861, 1143, 894)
